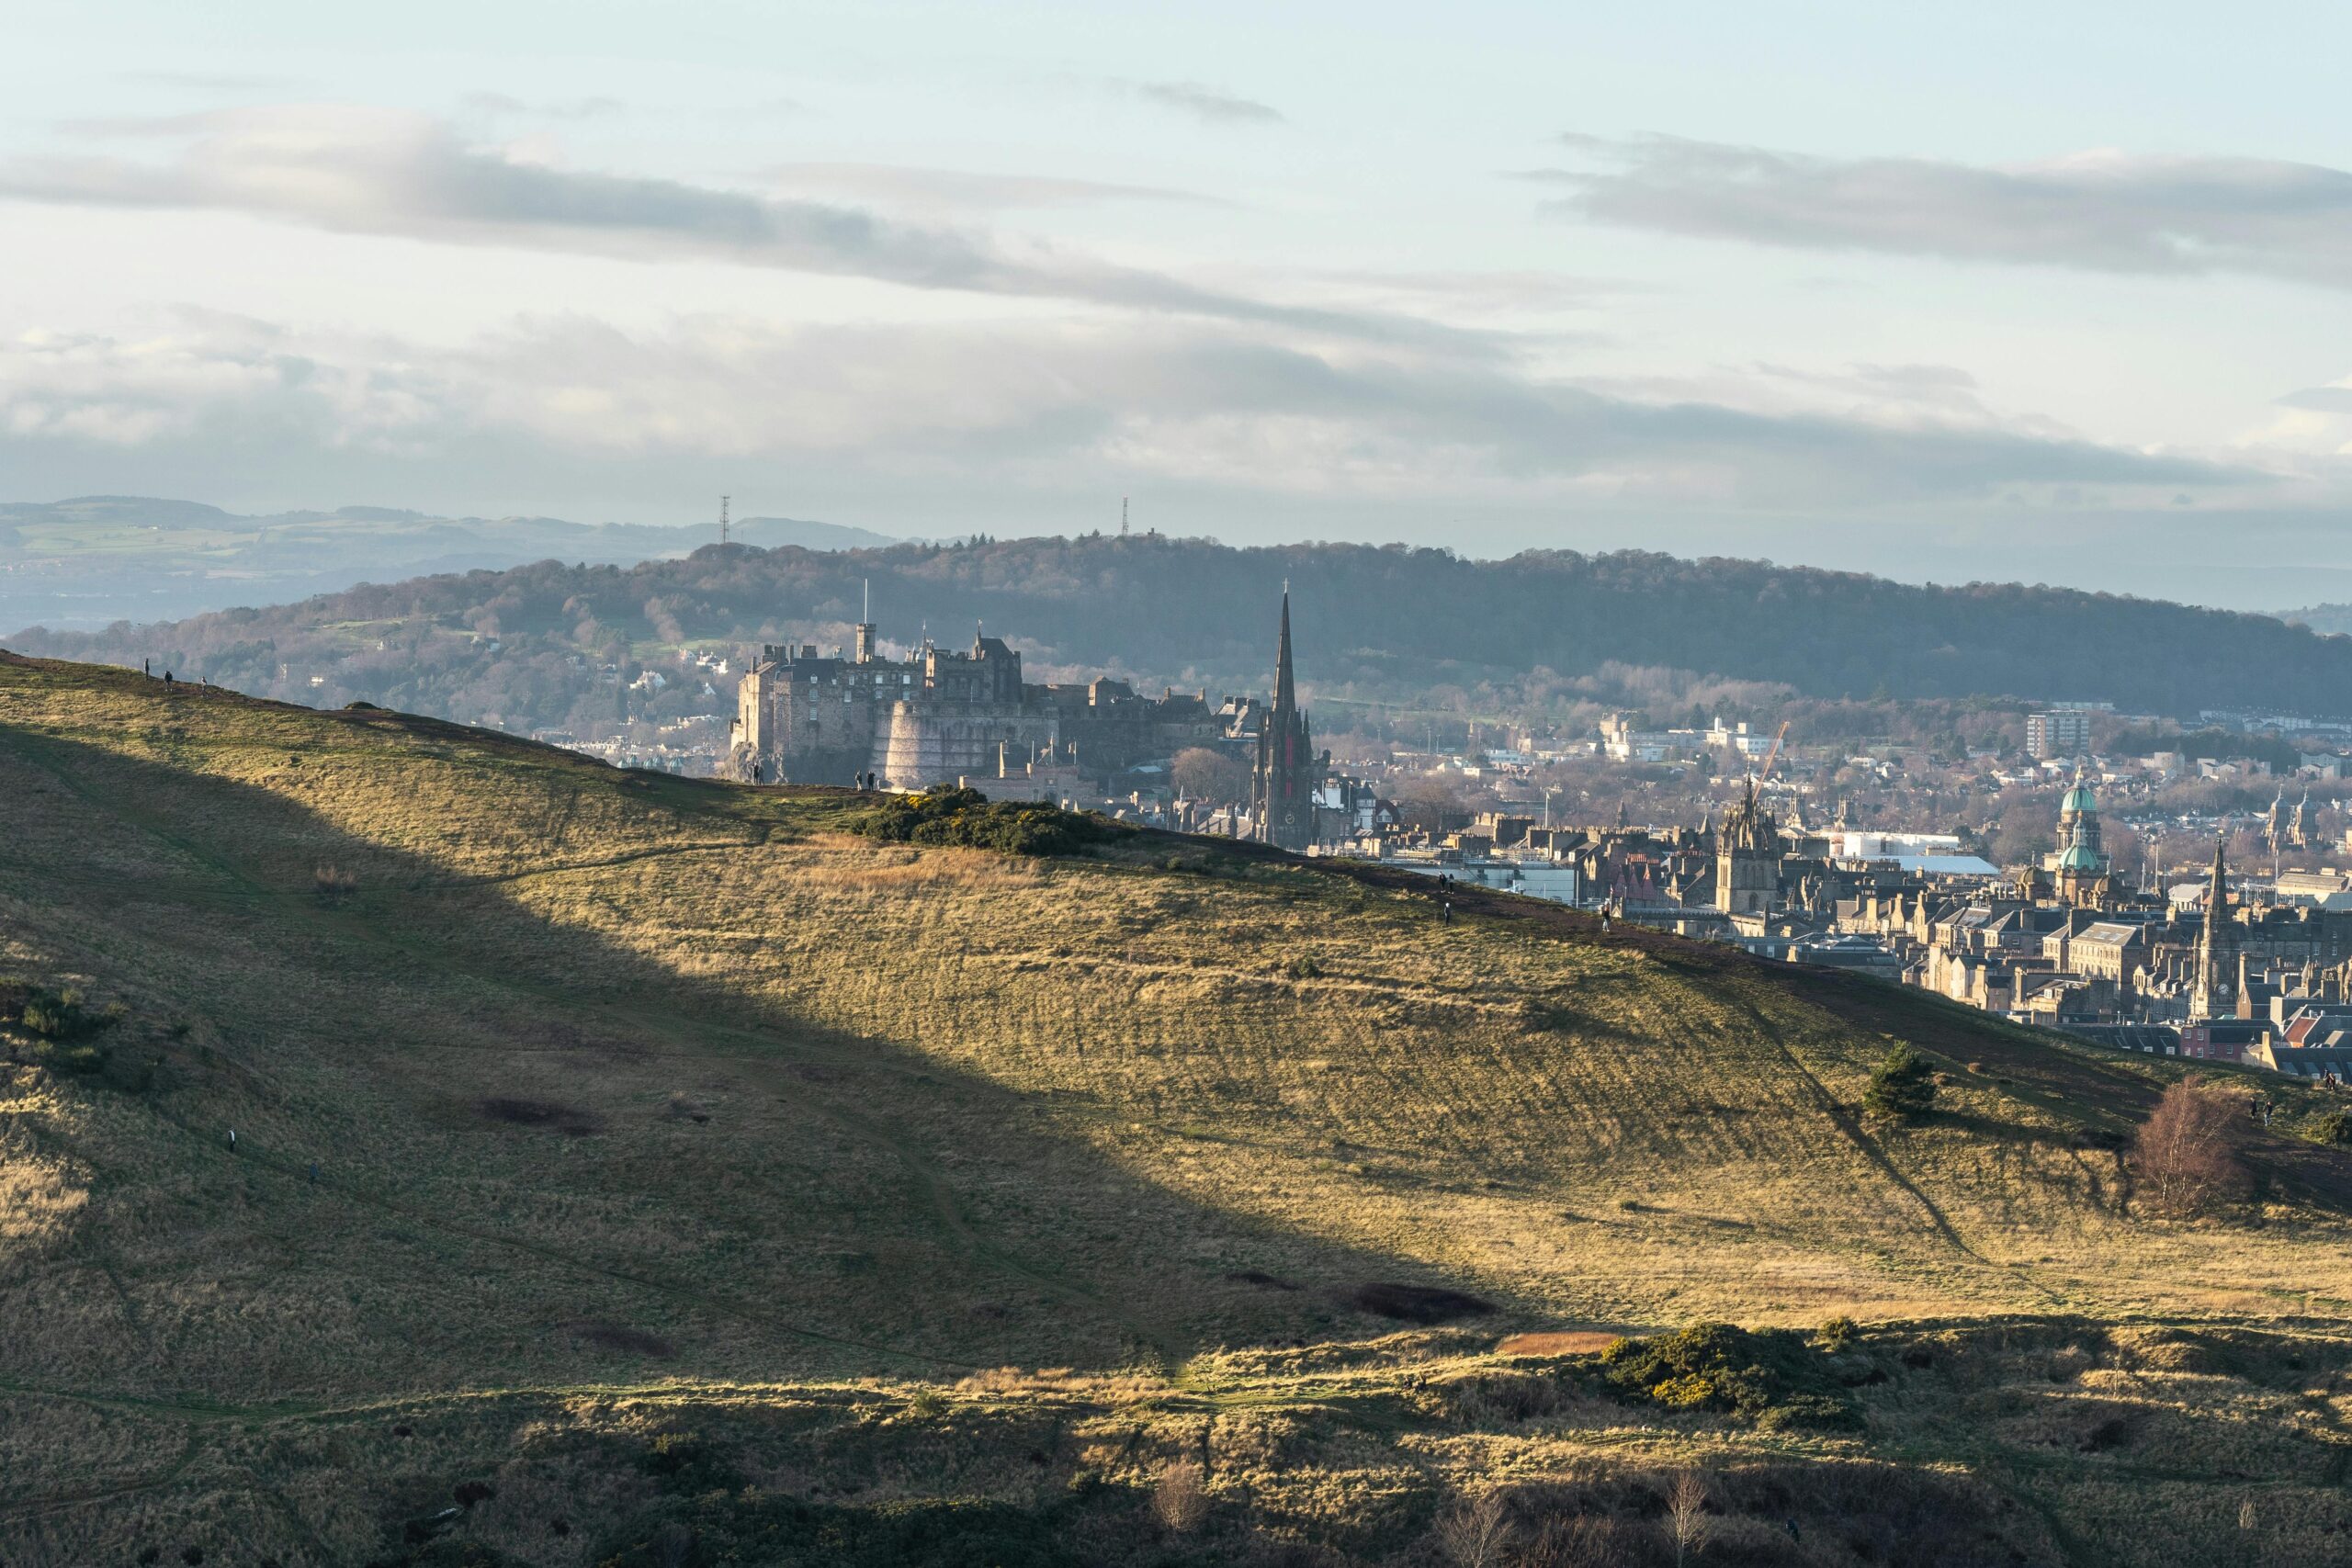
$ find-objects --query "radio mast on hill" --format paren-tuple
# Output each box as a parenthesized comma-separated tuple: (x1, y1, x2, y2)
(719, 494, 730, 546)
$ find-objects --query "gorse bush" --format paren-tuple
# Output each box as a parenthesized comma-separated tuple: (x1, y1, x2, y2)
(1863, 1043, 1938, 1122)
(1599, 1322, 1861, 1430)
(19, 984, 101, 1041)
(2, 978, 152, 1091)
(2305, 1108, 2352, 1146)
(849, 787, 1118, 857)
(638, 1432, 745, 1496)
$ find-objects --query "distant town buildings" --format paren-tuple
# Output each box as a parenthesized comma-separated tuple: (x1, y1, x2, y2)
(2026, 710, 2092, 761)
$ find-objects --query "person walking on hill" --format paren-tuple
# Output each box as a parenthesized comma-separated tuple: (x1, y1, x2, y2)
(226, 1128, 237, 1154)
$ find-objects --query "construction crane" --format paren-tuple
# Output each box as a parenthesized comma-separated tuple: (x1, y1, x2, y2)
(1753, 721, 1792, 785)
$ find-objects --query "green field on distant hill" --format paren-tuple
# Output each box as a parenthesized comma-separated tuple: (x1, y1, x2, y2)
(4, 651, 2351, 1567)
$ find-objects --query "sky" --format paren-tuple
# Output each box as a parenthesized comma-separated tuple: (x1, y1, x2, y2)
(6, 1, 2352, 607)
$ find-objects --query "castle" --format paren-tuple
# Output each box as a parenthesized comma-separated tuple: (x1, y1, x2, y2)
(730, 596, 1318, 826)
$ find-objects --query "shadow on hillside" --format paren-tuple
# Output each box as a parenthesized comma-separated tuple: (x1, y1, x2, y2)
(0, 705, 1554, 1383)
(1310, 853, 2352, 1213)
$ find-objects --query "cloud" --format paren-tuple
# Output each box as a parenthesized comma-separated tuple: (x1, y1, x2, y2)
(763, 162, 1226, 216)
(0, 105, 1454, 352)
(2279, 385, 2352, 412)
(0, 309, 2260, 514)
(1125, 81, 1286, 127)
(1528, 135, 2352, 288)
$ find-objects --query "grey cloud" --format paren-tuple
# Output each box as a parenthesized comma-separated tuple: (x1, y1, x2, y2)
(1532, 134, 2352, 288)
(1129, 81, 1286, 126)
(763, 162, 1227, 215)
(0, 107, 1458, 352)
(0, 310, 2260, 515)
(2279, 387, 2352, 412)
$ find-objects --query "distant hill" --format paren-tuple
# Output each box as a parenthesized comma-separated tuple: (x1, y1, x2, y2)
(10, 651, 2352, 1562)
(0, 494, 896, 631)
(10, 534, 2352, 736)
(2278, 601, 2352, 637)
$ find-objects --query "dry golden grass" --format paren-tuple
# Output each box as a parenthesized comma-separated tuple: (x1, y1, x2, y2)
(5, 653, 2352, 1562)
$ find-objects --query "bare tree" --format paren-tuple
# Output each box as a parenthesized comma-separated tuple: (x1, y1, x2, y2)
(1434, 1489, 1513, 1568)
(1171, 746, 1253, 805)
(1152, 1457, 1209, 1533)
(2133, 1076, 2252, 1216)
(1519, 1515, 1626, 1568)
(1668, 1470, 1712, 1566)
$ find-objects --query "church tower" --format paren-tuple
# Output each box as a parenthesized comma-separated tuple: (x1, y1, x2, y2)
(2191, 835, 2235, 1022)
(1252, 590, 1316, 852)
(1714, 774, 1783, 915)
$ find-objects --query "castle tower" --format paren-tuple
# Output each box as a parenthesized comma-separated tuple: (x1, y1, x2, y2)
(2191, 834, 2235, 1022)
(1252, 589, 1316, 852)
(854, 579, 876, 664)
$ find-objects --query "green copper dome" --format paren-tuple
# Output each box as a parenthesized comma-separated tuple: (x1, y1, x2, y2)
(2060, 782, 2097, 815)
(2058, 841, 2105, 872)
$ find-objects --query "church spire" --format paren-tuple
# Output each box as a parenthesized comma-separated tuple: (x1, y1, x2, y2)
(1252, 586, 1314, 852)
(1272, 583, 1295, 715)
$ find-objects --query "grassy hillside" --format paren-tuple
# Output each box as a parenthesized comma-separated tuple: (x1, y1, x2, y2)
(4, 652, 2352, 1566)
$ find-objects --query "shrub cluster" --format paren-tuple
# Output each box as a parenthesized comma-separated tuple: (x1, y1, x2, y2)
(14, 982, 105, 1041)
(2304, 1108, 2352, 1147)
(848, 787, 1118, 858)
(1863, 1043, 1939, 1122)
(1599, 1321, 1862, 1431)
(0, 977, 154, 1091)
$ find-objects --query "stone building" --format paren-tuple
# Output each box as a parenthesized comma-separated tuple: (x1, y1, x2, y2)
(730, 615, 1217, 790)
(1715, 776, 1784, 915)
